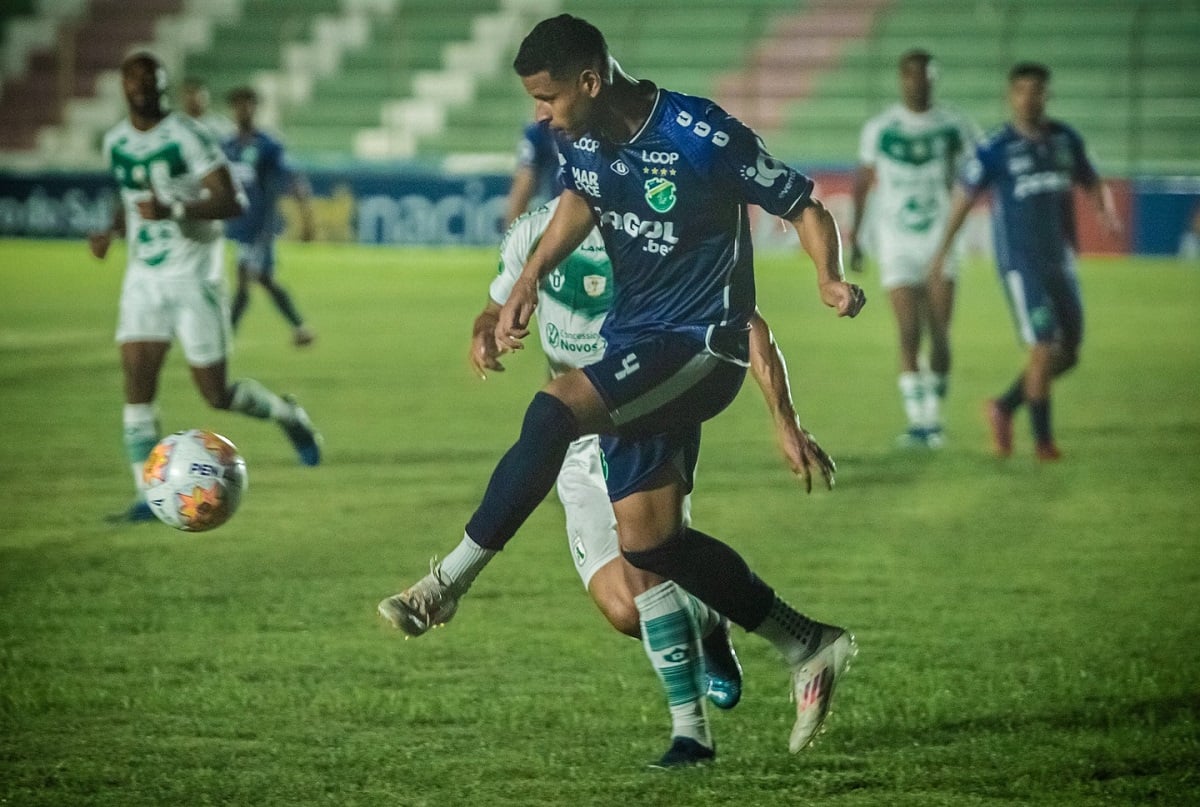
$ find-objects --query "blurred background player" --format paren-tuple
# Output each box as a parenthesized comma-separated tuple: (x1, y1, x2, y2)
(930, 62, 1120, 460)
(179, 75, 234, 139)
(222, 86, 317, 347)
(503, 118, 562, 227)
(89, 53, 321, 521)
(383, 196, 838, 766)
(849, 49, 980, 448)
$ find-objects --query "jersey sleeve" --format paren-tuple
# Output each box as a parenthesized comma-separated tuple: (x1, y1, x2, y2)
(960, 137, 998, 195)
(489, 210, 539, 305)
(515, 123, 538, 170)
(1066, 126, 1100, 187)
(857, 116, 881, 166)
(179, 120, 227, 180)
(709, 107, 814, 218)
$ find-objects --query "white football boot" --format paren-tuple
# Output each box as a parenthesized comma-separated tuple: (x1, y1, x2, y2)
(378, 559, 460, 637)
(788, 627, 857, 752)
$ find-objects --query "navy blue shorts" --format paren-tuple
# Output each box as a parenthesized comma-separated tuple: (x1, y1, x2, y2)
(1000, 253, 1083, 349)
(236, 236, 277, 277)
(583, 331, 745, 501)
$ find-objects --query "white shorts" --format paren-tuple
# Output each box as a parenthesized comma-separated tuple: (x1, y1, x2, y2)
(556, 435, 692, 590)
(878, 249, 959, 290)
(116, 272, 231, 367)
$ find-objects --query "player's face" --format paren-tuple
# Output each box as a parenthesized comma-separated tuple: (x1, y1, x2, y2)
(899, 58, 933, 111)
(231, 97, 257, 130)
(122, 58, 166, 118)
(182, 86, 208, 118)
(521, 69, 598, 141)
(1008, 77, 1048, 126)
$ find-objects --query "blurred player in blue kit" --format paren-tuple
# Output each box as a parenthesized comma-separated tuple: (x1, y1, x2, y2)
(379, 15, 865, 765)
(221, 86, 317, 348)
(504, 118, 562, 226)
(88, 54, 321, 522)
(930, 62, 1120, 460)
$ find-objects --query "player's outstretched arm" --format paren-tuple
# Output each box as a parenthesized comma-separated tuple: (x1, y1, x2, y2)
(749, 309, 835, 493)
(137, 165, 246, 222)
(87, 194, 125, 260)
(1081, 177, 1122, 236)
(496, 190, 593, 351)
(470, 299, 506, 379)
(928, 185, 976, 280)
(847, 164, 875, 274)
(788, 198, 866, 318)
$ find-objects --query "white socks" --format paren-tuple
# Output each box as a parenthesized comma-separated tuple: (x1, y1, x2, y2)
(439, 533, 497, 594)
(229, 378, 291, 422)
(122, 403, 159, 500)
(753, 596, 827, 667)
(899, 370, 948, 432)
(635, 581, 710, 747)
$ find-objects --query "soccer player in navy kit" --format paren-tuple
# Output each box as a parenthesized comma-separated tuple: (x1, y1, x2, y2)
(930, 62, 1120, 460)
(221, 86, 317, 347)
(504, 118, 562, 226)
(379, 15, 865, 763)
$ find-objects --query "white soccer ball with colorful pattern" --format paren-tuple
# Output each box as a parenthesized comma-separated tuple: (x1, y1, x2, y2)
(142, 430, 248, 531)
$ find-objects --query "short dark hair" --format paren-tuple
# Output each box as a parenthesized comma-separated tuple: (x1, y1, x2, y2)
(1009, 61, 1051, 84)
(181, 76, 207, 91)
(899, 48, 933, 69)
(226, 85, 258, 104)
(513, 14, 608, 80)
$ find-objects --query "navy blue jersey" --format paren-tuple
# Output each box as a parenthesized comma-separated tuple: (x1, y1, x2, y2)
(517, 120, 563, 209)
(558, 88, 813, 362)
(961, 120, 1098, 273)
(221, 130, 295, 243)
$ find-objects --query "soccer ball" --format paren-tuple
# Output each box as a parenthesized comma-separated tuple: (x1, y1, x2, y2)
(142, 429, 248, 531)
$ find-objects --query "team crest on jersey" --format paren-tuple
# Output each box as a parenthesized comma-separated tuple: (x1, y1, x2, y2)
(644, 178, 676, 213)
(583, 275, 607, 297)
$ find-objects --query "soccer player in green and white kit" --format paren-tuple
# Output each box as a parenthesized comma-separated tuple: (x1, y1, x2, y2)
(89, 52, 320, 522)
(382, 197, 838, 766)
(849, 50, 980, 448)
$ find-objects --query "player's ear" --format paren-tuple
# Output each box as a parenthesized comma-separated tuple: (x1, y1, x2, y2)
(579, 69, 602, 98)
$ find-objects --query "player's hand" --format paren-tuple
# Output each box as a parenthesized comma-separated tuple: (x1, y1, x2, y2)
(777, 416, 836, 493)
(495, 275, 537, 351)
(469, 314, 506, 378)
(87, 231, 113, 260)
(136, 195, 170, 221)
(820, 280, 867, 318)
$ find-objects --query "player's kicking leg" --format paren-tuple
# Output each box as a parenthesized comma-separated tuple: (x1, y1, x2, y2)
(109, 340, 170, 523)
(192, 365, 321, 466)
(620, 504, 857, 754)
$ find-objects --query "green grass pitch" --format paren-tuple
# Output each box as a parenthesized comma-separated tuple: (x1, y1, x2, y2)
(1, 239, 1197, 805)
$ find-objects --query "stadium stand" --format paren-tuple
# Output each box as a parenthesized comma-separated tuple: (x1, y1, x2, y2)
(0, 0, 1195, 173)
(753, 0, 1200, 174)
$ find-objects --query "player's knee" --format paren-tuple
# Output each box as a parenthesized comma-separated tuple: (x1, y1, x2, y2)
(621, 529, 686, 577)
(522, 391, 579, 443)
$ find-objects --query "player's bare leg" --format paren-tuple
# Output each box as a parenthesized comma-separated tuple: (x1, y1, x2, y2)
(191, 361, 321, 465)
(110, 340, 170, 522)
(924, 276, 955, 445)
(1025, 342, 1064, 460)
(890, 285, 931, 447)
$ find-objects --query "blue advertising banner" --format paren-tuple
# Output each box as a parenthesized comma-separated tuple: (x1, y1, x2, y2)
(0, 170, 512, 246)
